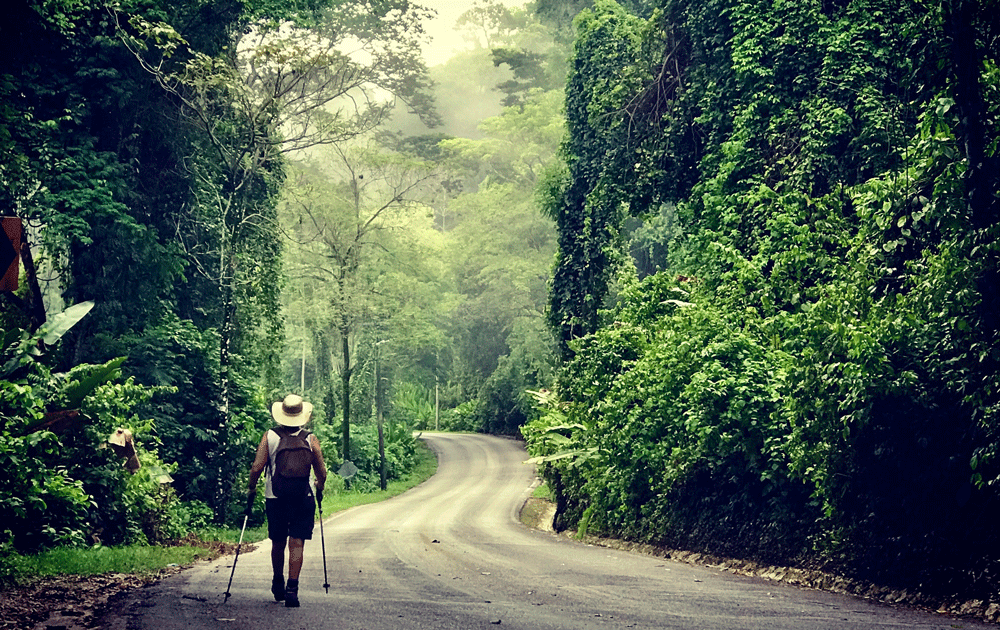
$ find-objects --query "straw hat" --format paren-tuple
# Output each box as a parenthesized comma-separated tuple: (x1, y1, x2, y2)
(271, 394, 313, 427)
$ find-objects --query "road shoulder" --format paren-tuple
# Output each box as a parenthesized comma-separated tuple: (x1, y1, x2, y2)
(517, 495, 1000, 625)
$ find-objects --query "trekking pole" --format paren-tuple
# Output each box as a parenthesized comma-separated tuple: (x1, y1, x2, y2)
(317, 495, 330, 593)
(223, 513, 249, 603)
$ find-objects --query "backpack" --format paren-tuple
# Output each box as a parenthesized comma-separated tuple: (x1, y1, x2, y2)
(268, 427, 314, 497)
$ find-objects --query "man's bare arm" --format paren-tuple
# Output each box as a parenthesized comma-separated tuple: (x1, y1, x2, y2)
(310, 433, 328, 494)
(247, 433, 269, 493)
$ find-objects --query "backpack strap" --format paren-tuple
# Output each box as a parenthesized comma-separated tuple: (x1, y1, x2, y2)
(266, 428, 277, 479)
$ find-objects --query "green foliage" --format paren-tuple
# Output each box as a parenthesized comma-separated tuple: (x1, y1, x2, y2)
(541, 0, 1000, 595)
(0, 329, 98, 552)
(529, 274, 817, 554)
(121, 316, 223, 507)
(0, 316, 185, 551)
(441, 400, 482, 432)
(344, 422, 419, 492)
(393, 382, 435, 430)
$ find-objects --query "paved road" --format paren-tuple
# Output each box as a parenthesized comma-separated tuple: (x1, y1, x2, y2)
(102, 433, 990, 629)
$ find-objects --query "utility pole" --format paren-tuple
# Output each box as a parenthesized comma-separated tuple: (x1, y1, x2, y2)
(375, 340, 387, 490)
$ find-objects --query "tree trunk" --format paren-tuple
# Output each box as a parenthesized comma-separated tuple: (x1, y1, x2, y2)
(945, 0, 999, 330)
(214, 248, 237, 522)
(340, 320, 352, 462)
(313, 328, 337, 435)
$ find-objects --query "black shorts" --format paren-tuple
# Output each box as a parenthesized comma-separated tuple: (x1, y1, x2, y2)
(265, 493, 316, 541)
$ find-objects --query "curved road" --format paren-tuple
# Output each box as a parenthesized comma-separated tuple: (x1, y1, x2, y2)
(102, 433, 989, 629)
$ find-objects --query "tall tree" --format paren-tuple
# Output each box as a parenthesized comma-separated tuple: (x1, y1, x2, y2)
(115, 2, 439, 508)
(281, 141, 438, 460)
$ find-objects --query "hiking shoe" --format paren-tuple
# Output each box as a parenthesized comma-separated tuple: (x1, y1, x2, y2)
(271, 576, 285, 602)
(285, 580, 299, 608)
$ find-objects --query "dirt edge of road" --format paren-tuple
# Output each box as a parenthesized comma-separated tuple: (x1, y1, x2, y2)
(2, 540, 251, 630)
(3, 566, 181, 630)
(517, 495, 999, 625)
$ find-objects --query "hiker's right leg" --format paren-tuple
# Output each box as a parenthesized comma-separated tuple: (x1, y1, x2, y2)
(270, 537, 287, 601)
(284, 539, 304, 608)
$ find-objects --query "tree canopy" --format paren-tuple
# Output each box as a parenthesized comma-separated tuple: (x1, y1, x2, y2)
(0, 0, 443, 544)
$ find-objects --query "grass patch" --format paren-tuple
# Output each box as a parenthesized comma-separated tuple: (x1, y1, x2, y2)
(531, 481, 553, 501)
(16, 545, 216, 579)
(196, 524, 269, 545)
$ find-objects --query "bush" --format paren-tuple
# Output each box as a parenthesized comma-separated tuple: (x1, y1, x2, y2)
(343, 421, 419, 490)
(0, 382, 92, 552)
(0, 534, 26, 585)
(392, 382, 435, 430)
(442, 400, 480, 432)
(525, 273, 818, 561)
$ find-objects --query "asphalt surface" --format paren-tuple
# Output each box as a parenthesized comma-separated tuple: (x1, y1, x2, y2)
(100, 432, 991, 630)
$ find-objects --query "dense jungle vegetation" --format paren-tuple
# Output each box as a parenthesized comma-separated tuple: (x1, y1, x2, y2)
(2, 0, 998, 605)
(524, 0, 1000, 602)
(1, 0, 563, 569)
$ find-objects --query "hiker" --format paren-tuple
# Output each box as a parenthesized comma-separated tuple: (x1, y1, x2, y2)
(246, 394, 327, 607)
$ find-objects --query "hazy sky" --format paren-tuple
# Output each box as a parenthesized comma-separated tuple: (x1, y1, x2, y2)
(419, 0, 528, 66)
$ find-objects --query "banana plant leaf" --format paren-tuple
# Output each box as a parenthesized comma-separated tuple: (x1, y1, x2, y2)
(19, 356, 128, 435)
(2, 301, 96, 379)
(40, 300, 94, 346)
(60, 356, 127, 410)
